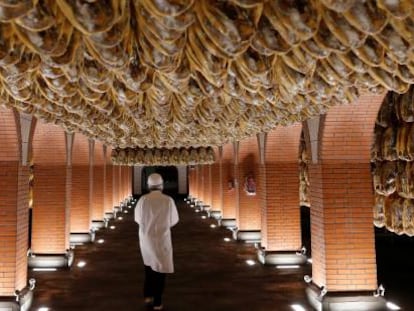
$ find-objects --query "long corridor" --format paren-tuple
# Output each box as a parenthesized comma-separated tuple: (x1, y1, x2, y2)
(29, 197, 312, 311)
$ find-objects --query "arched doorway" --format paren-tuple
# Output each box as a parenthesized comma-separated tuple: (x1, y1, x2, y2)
(142, 166, 179, 195)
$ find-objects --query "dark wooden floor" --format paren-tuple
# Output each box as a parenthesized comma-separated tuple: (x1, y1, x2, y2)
(29, 197, 414, 311)
(29, 198, 312, 311)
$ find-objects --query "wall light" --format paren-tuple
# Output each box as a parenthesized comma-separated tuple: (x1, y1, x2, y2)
(276, 265, 300, 269)
(118, 216, 123, 220)
(110, 226, 116, 230)
(33, 268, 57, 272)
(291, 304, 306, 311)
(201, 215, 207, 219)
(77, 261, 86, 268)
(210, 224, 217, 228)
(97, 239, 104, 244)
(246, 259, 256, 266)
(386, 302, 401, 310)
(195, 209, 200, 213)
(223, 237, 231, 242)
(123, 210, 128, 214)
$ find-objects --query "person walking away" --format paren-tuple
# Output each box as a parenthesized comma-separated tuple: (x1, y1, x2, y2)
(134, 173, 179, 310)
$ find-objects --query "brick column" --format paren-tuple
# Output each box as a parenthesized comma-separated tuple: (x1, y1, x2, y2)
(257, 127, 306, 265)
(221, 142, 237, 228)
(0, 109, 34, 307)
(202, 164, 212, 209)
(30, 122, 73, 268)
(210, 146, 223, 220)
(235, 136, 261, 242)
(305, 94, 385, 310)
(198, 165, 205, 204)
(91, 141, 105, 230)
(113, 165, 119, 207)
(104, 147, 114, 217)
(70, 133, 92, 244)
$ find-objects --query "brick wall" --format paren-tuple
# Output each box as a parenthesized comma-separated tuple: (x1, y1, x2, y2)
(71, 133, 90, 233)
(210, 146, 222, 211)
(308, 94, 384, 291)
(0, 162, 29, 295)
(92, 142, 104, 221)
(113, 166, 119, 206)
(32, 123, 68, 254)
(237, 136, 261, 230)
(261, 125, 302, 251)
(222, 143, 236, 219)
(105, 149, 113, 213)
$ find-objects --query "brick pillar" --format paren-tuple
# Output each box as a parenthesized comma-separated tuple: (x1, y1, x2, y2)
(69, 133, 92, 244)
(305, 94, 385, 309)
(188, 167, 194, 198)
(91, 141, 105, 229)
(113, 165, 119, 207)
(104, 147, 113, 214)
(202, 164, 212, 208)
(31, 122, 73, 267)
(0, 109, 32, 301)
(221, 142, 237, 228)
(258, 127, 306, 265)
(198, 165, 205, 203)
(194, 165, 200, 200)
(235, 136, 261, 242)
(210, 146, 223, 220)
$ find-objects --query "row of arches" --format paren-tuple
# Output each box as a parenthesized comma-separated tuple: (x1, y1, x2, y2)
(0, 107, 131, 307)
(188, 93, 389, 308)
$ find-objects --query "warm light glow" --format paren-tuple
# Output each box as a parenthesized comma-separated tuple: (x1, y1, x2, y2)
(33, 268, 57, 272)
(210, 224, 217, 228)
(276, 265, 300, 269)
(77, 261, 86, 268)
(97, 239, 104, 244)
(38, 307, 50, 311)
(246, 259, 256, 266)
(386, 302, 401, 310)
(118, 216, 123, 220)
(195, 209, 200, 213)
(201, 215, 207, 219)
(110, 226, 116, 230)
(123, 210, 128, 214)
(291, 304, 306, 311)
(307, 258, 313, 264)
(223, 237, 231, 242)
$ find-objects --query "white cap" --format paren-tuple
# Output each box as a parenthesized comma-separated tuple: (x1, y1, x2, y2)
(147, 173, 163, 187)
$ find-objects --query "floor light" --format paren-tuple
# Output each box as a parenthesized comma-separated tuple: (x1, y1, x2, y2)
(291, 304, 306, 311)
(386, 302, 401, 310)
(77, 261, 86, 268)
(246, 259, 256, 266)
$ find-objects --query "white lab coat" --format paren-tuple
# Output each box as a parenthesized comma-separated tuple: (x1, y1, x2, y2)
(134, 190, 179, 273)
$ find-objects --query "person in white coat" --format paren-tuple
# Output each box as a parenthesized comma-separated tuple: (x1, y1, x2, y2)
(135, 173, 179, 311)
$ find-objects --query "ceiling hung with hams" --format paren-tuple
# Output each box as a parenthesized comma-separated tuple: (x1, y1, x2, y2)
(1, 1, 414, 155)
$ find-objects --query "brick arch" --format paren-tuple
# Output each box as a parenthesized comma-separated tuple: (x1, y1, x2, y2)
(261, 124, 303, 252)
(94, 141, 105, 165)
(308, 93, 386, 292)
(266, 123, 302, 162)
(32, 122, 66, 164)
(319, 94, 386, 163)
(72, 134, 90, 165)
(0, 107, 20, 161)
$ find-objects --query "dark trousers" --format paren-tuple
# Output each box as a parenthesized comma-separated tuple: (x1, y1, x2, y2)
(144, 265, 166, 307)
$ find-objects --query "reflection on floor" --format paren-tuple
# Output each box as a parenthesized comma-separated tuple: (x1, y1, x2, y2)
(29, 197, 311, 311)
(29, 197, 414, 311)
